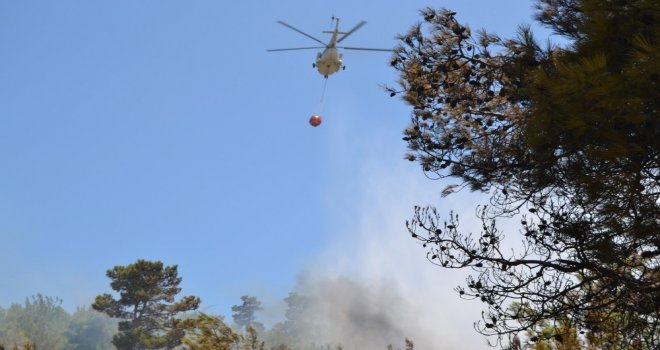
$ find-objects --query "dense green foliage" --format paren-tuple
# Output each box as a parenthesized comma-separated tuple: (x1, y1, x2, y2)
(181, 313, 240, 350)
(92, 259, 201, 349)
(0, 295, 115, 350)
(390, 0, 659, 348)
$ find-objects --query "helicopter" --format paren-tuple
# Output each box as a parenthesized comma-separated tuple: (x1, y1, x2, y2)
(267, 17, 391, 78)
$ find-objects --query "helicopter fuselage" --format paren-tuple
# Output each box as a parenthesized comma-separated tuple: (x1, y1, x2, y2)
(315, 48, 343, 78)
(314, 20, 343, 78)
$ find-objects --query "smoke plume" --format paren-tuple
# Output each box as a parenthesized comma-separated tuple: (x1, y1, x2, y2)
(290, 148, 490, 349)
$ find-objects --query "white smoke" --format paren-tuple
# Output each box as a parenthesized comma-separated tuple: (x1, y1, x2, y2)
(294, 275, 410, 350)
(292, 122, 493, 350)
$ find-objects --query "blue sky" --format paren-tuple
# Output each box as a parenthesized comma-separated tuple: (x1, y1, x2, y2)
(1, 1, 547, 347)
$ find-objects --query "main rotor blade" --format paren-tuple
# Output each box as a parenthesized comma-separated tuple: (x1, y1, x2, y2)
(339, 46, 392, 52)
(267, 47, 325, 52)
(337, 21, 366, 43)
(276, 21, 326, 45)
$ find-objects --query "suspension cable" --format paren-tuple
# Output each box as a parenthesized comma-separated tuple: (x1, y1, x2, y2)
(316, 78, 328, 115)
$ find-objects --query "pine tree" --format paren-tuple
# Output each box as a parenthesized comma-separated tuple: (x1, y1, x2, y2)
(231, 296, 264, 331)
(92, 259, 200, 349)
(390, 1, 659, 347)
(181, 313, 239, 350)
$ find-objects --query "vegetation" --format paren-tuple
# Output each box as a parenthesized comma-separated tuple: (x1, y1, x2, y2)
(389, 0, 659, 348)
(0, 295, 115, 350)
(1, 289, 414, 350)
(0, 293, 414, 350)
(232, 295, 264, 331)
(1, 259, 415, 349)
(181, 313, 240, 350)
(67, 306, 117, 349)
(92, 259, 201, 349)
